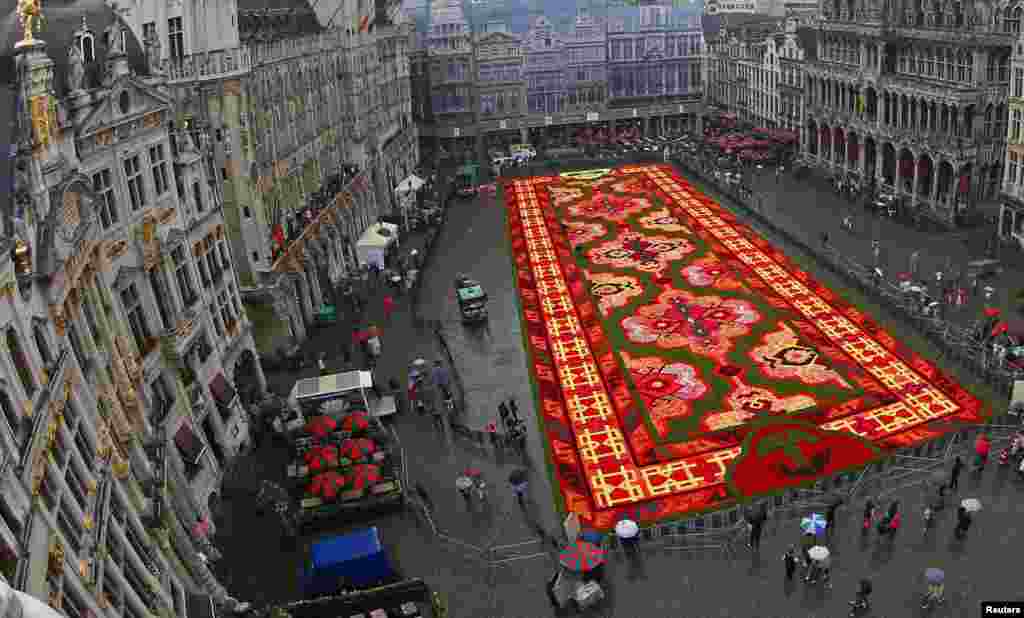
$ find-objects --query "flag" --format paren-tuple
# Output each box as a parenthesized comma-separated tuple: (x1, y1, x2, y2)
(272, 224, 286, 250)
(359, 15, 371, 32)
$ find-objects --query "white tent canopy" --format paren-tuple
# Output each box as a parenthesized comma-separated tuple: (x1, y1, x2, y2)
(355, 222, 399, 268)
(394, 174, 425, 196)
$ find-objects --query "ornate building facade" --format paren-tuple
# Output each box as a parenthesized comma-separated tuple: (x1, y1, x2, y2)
(427, 0, 476, 160)
(999, 33, 1024, 246)
(475, 27, 527, 151)
(802, 0, 1012, 224)
(118, 0, 418, 354)
(707, 15, 812, 132)
(564, 10, 608, 117)
(2, 7, 256, 618)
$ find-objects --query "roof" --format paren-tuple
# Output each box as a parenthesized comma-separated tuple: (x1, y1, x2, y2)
(0, 0, 148, 93)
(311, 528, 383, 569)
(237, 0, 322, 42)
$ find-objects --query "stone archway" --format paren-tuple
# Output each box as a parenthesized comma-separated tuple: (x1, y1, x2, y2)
(937, 160, 955, 205)
(847, 132, 860, 170)
(957, 163, 973, 209)
(864, 137, 878, 178)
(898, 148, 915, 193)
(882, 142, 897, 185)
(917, 154, 934, 201)
(833, 128, 846, 165)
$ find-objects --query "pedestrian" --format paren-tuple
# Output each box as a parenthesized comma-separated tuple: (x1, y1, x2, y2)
(456, 476, 472, 508)
(510, 471, 529, 507)
(849, 578, 873, 613)
(383, 295, 395, 321)
(782, 546, 799, 581)
(745, 503, 767, 550)
(430, 399, 444, 432)
(953, 505, 972, 540)
(430, 359, 451, 395)
(799, 531, 815, 568)
(821, 231, 830, 248)
(871, 239, 881, 265)
(909, 250, 920, 279)
(825, 497, 843, 538)
(949, 455, 964, 490)
(974, 433, 991, 473)
(862, 499, 876, 533)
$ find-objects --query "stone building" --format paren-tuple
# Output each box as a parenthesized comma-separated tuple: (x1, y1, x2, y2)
(426, 0, 476, 161)
(1, 2, 257, 616)
(1000, 30, 1024, 246)
(707, 15, 812, 132)
(116, 0, 418, 354)
(475, 25, 527, 153)
(524, 16, 568, 125)
(564, 10, 608, 118)
(802, 0, 1012, 224)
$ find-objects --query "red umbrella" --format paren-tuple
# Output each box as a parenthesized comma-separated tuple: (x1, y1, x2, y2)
(305, 415, 337, 438)
(984, 307, 1001, 317)
(558, 540, 606, 572)
(309, 470, 349, 500)
(339, 437, 377, 461)
(348, 463, 382, 490)
(341, 412, 371, 433)
(992, 322, 1009, 338)
(896, 272, 912, 281)
(305, 445, 339, 471)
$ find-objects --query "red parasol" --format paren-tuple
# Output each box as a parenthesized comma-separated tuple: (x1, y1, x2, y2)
(305, 415, 337, 438)
(984, 307, 1001, 317)
(558, 540, 606, 572)
(992, 322, 1009, 338)
(348, 463, 382, 490)
(192, 518, 210, 538)
(309, 470, 349, 500)
(897, 272, 912, 281)
(341, 412, 371, 433)
(339, 437, 377, 461)
(305, 445, 339, 471)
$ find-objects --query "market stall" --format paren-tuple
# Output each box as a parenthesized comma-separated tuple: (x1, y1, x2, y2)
(356, 222, 399, 269)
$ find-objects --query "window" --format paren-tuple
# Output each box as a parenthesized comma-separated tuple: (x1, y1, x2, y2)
(150, 374, 174, 419)
(7, 328, 35, 397)
(217, 239, 231, 270)
(149, 144, 169, 196)
(1016, 68, 1024, 98)
(1014, 110, 1022, 141)
(193, 181, 205, 213)
(1009, 151, 1020, 185)
(148, 270, 173, 329)
(81, 33, 95, 63)
(124, 155, 146, 211)
(92, 169, 118, 229)
(218, 289, 235, 332)
(168, 17, 184, 62)
(206, 242, 222, 284)
(32, 323, 52, 367)
(80, 293, 101, 345)
(66, 320, 86, 370)
(120, 283, 152, 354)
(142, 22, 156, 45)
(171, 246, 198, 307)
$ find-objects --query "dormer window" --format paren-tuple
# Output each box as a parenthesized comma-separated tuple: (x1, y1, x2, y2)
(81, 33, 95, 63)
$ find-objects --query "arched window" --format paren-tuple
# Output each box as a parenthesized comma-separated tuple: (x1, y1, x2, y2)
(7, 328, 35, 397)
(1008, 6, 1021, 33)
(81, 33, 95, 63)
(32, 323, 52, 366)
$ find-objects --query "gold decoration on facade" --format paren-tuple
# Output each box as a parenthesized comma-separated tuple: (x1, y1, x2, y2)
(82, 514, 94, 530)
(105, 238, 128, 259)
(49, 304, 66, 338)
(30, 449, 47, 495)
(95, 129, 114, 146)
(15, 0, 42, 47)
(215, 225, 225, 239)
(78, 558, 90, 579)
(175, 316, 195, 339)
(142, 112, 162, 130)
(111, 459, 129, 479)
(59, 239, 100, 306)
(47, 538, 65, 578)
(223, 79, 242, 96)
(156, 207, 176, 225)
(62, 191, 81, 230)
(13, 240, 32, 273)
(47, 589, 62, 611)
(142, 216, 160, 271)
(0, 273, 16, 297)
(86, 477, 97, 494)
(273, 160, 289, 178)
(30, 95, 50, 147)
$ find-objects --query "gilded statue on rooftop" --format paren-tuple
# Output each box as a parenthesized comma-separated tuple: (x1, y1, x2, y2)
(15, 0, 43, 48)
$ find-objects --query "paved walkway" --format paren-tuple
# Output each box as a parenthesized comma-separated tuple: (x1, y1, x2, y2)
(207, 162, 1024, 618)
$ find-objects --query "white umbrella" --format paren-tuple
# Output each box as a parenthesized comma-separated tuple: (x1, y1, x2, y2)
(412, 358, 428, 368)
(615, 519, 639, 539)
(455, 476, 473, 491)
(807, 546, 830, 561)
(961, 498, 982, 513)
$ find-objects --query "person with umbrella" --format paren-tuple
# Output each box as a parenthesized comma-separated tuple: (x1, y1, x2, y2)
(456, 474, 474, 508)
(949, 455, 964, 490)
(954, 504, 973, 540)
(804, 545, 830, 586)
(922, 568, 945, 608)
(746, 502, 768, 550)
(615, 519, 639, 555)
(558, 539, 606, 582)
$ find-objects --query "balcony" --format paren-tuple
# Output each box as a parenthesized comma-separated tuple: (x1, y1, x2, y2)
(163, 49, 252, 84)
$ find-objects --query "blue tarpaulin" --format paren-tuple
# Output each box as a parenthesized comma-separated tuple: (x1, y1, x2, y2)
(306, 527, 394, 595)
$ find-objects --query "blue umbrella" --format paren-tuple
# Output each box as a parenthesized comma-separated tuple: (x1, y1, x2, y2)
(800, 513, 828, 535)
(925, 568, 945, 584)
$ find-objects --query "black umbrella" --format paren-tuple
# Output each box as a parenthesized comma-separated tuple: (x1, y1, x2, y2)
(508, 469, 528, 485)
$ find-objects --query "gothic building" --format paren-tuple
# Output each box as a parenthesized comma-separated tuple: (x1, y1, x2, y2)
(117, 0, 418, 354)
(1, 2, 257, 617)
(998, 29, 1024, 246)
(802, 0, 1012, 224)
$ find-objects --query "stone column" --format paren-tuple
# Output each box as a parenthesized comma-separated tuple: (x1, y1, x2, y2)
(875, 145, 884, 182)
(930, 162, 942, 205)
(911, 154, 920, 205)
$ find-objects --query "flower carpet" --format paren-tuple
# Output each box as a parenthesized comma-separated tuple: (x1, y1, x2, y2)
(503, 164, 989, 531)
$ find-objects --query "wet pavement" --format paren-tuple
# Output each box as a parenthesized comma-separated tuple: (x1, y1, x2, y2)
(208, 161, 1024, 618)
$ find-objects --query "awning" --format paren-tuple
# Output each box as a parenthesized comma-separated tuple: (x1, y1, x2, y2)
(209, 373, 237, 406)
(175, 422, 206, 466)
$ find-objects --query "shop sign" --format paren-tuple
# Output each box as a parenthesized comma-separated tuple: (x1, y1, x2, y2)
(586, 112, 600, 122)
(499, 119, 508, 130)
(632, 108, 638, 117)
(679, 104, 686, 113)
(545, 116, 553, 126)
(453, 127, 461, 137)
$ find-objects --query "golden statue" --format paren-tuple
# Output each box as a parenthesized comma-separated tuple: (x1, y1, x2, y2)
(15, 0, 43, 48)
